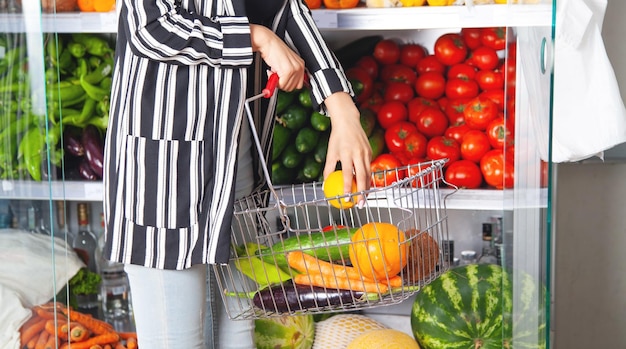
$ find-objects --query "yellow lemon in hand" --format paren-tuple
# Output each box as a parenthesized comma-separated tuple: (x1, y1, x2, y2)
(323, 170, 357, 209)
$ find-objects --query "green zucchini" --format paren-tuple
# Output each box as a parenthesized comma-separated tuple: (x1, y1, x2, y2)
(257, 226, 358, 271)
(334, 35, 384, 69)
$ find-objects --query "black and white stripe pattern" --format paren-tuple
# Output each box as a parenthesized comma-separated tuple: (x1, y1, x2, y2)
(103, 0, 353, 268)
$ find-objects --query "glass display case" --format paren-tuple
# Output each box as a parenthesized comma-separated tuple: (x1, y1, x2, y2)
(0, 1, 555, 348)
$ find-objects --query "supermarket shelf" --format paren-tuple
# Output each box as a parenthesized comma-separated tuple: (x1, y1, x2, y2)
(0, 4, 552, 33)
(0, 180, 547, 210)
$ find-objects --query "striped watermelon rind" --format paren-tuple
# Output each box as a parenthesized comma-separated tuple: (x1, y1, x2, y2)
(411, 264, 546, 349)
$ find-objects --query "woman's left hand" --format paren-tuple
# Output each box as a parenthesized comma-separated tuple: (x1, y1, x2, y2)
(323, 92, 372, 207)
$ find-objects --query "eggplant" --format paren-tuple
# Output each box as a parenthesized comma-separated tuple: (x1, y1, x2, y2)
(252, 281, 369, 313)
(63, 126, 85, 157)
(81, 124, 104, 178)
(78, 158, 98, 180)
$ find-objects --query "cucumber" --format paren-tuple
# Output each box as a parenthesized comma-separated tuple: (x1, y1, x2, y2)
(272, 123, 292, 161)
(313, 131, 330, 164)
(301, 155, 323, 181)
(360, 108, 377, 137)
(298, 87, 313, 108)
(334, 35, 384, 69)
(257, 227, 359, 271)
(271, 161, 296, 185)
(280, 143, 303, 169)
(295, 127, 319, 154)
(276, 104, 309, 130)
(368, 128, 386, 159)
(276, 90, 297, 115)
(310, 111, 331, 132)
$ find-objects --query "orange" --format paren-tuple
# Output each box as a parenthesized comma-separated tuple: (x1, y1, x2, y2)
(323, 0, 360, 9)
(93, 0, 115, 12)
(349, 222, 408, 280)
(77, 0, 95, 12)
(305, 0, 322, 9)
(323, 170, 357, 209)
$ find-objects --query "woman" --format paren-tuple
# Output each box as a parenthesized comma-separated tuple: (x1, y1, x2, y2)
(102, 0, 371, 347)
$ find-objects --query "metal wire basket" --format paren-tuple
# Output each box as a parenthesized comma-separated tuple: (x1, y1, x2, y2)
(214, 75, 456, 320)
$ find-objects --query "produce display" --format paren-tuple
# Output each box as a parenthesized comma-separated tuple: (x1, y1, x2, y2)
(272, 27, 525, 189)
(0, 32, 112, 181)
(411, 264, 546, 349)
(19, 302, 137, 349)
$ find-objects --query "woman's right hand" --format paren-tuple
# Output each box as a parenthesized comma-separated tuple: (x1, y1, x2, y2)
(250, 24, 305, 91)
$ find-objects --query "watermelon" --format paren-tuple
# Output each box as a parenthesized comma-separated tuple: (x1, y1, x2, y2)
(411, 264, 546, 349)
(254, 314, 315, 349)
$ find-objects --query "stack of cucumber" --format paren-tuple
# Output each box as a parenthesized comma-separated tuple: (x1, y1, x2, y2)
(271, 35, 386, 185)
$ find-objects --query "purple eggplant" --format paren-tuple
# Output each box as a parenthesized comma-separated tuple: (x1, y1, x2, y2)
(81, 124, 104, 178)
(252, 281, 369, 313)
(78, 158, 98, 180)
(63, 126, 85, 157)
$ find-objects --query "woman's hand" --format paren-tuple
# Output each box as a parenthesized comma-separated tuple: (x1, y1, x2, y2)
(250, 24, 305, 91)
(323, 92, 372, 207)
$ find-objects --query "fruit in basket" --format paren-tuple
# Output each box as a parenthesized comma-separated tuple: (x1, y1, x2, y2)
(411, 264, 546, 349)
(349, 222, 408, 280)
(254, 314, 315, 349)
(322, 0, 360, 9)
(347, 329, 420, 349)
(323, 170, 357, 209)
(402, 229, 440, 282)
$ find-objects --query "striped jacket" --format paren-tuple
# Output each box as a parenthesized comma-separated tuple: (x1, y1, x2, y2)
(102, 0, 353, 268)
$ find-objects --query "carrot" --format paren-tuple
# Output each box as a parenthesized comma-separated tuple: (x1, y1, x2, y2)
(43, 333, 56, 349)
(294, 273, 389, 293)
(34, 330, 49, 349)
(287, 251, 364, 280)
(69, 323, 91, 342)
(21, 317, 47, 347)
(125, 336, 137, 349)
(26, 338, 37, 349)
(44, 318, 69, 340)
(62, 309, 114, 335)
(383, 274, 403, 288)
(103, 344, 113, 349)
(60, 332, 120, 349)
(89, 346, 104, 349)
(114, 342, 127, 349)
(34, 308, 57, 320)
(116, 332, 137, 341)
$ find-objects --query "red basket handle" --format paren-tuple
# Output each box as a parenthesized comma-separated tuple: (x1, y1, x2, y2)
(262, 73, 279, 98)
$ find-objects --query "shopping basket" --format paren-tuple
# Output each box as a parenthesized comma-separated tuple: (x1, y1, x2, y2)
(214, 74, 456, 320)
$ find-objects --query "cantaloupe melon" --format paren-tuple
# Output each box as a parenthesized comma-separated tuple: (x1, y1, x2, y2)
(347, 328, 420, 349)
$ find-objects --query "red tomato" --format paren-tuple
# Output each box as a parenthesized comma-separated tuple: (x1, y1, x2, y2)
(481, 27, 507, 51)
(391, 151, 413, 166)
(322, 224, 346, 232)
(480, 148, 514, 189)
(485, 116, 513, 149)
(444, 122, 472, 143)
(463, 96, 499, 130)
(460, 129, 492, 163)
(377, 101, 408, 129)
(479, 89, 505, 110)
(408, 96, 439, 124)
(362, 92, 384, 113)
(370, 153, 405, 187)
(356, 55, 379, 79)
(346, 67, 374, 103)
(384, 82, 414, 103)
(415, 106, 449, 139)
(447, 63, 477, 81)
(415, 71, 446, 100)
(385, 121, 418, 153)
(468, 46, 500, 71)
(404, 131, 428, 158)
(437, 96, 449, 111)
(373, 39, 401, 65)
(416, 55, 446, 75)
(444, 98, 470, 125)
(380, 64, 418, 85)
(426, 136, 461, 166)
(445, 78, 479, 100)
(461, 28, 483, 50)
(400, 43, 428, 68)
(444, 159, 483, 189)
(434, 33, 468, 66)
(475, 69, 504, 91)
(406, 157, 432, 188)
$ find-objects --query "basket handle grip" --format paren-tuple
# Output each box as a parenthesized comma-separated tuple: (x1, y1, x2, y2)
(262, 73, 279, 98)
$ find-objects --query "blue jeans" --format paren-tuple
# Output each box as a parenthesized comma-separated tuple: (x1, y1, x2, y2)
(126, 116, 256, 349)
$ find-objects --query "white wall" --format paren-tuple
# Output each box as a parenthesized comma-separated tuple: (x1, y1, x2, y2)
(553, 1, 626, 347)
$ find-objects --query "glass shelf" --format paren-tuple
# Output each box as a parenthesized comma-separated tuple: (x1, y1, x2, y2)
(0, 4, 553, 33)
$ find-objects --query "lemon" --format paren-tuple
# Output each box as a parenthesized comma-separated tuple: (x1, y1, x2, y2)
(426, 0, 455, 5)
(323, 170, 357, 209)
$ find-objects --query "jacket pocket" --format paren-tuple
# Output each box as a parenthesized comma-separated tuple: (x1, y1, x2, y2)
(122, 134, 205, 229)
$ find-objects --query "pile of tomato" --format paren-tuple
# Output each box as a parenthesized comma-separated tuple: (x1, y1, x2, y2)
(347, 28, 516, 189)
